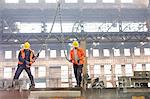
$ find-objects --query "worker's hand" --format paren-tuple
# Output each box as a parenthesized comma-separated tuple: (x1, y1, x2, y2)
(69, 60, 72, 63)
(77, 59, 80, 64)
(34, 56, 38, 60)
(26, 65, 31, 68)
(36, 53, 39, 58)
(25, 60, 30, 65)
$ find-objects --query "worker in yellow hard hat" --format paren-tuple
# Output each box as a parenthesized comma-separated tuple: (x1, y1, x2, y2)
(70, 41, 85, 87)
(12, 41, 38, 89)
(24, 41, 30, 49)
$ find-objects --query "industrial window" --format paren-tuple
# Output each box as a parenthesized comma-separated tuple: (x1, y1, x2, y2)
(106, 75, 112, 81)
(25, 0, 39, 3)
(122, 22, 147, 32)
(144, 48, 150, 55)
(94, 65, 101, 78)
(102, 0, 115, 3)
(84, 23, 118, 32)
(98, 23, 119, 32)
(38, 66, 46, 77)
(135, 64, 143, 71)
(115, 65, 122, 75)
(35, 83, 46, 88)
(86, 49, 89, 57)
(113, 49, 120, 56)
(61, 23, 74, 32)
(39, 50, 46, 58)
(46, 23, 61, 33)
(4, 67, 12, 79)
(104, 65, 111, 75)
(145, 64, 150, 71)
(115, 65, 122, 82)
(30, 67, 35, 77)
(93, 49, 99, 57)
(134, 48, 140, 56)
(61, 50, 67, 57)
(61, 83, 69, 87)
(125, 64, 133, 76)
(45, 0, 57, 3)
(16, 23, 42, 33)
(124, 48, 130, 56)
(106, 82, 113, 88)
(16, 50, 19, 58)
(103, 49, 110, 57)
(15, 67, 24, 78)
(5, 51, 12, 59)
(87, 65, 90, 77)
(5, 0, 19, 3)
(65, 0, 78, 3)
(84, 0, 96, 3)
(84, 23, 99, 32)
(61, 66, 68, 82)
(46, 23, 74, 33)
(72, 66, 76, 83)
(50, 50, 57, 58)
(121, 0, 133, 3)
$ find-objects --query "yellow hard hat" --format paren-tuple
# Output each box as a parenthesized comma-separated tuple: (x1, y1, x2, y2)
(72, 41, 79, 47)
(24, 41, 30, 49)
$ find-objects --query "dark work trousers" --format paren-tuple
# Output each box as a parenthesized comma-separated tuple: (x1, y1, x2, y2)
(73, 64, 83, 87)
(13, 64, 35, 86)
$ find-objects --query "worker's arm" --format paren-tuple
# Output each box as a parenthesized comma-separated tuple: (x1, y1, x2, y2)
(18, 51, 25, 63)
(29, 52, 36, 65)
(79, 48, 85, 60)
(69, 50, 74, 63)
(69, 51, 73, 62)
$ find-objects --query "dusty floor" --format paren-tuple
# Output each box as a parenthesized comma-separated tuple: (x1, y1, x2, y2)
(0, 88, 149, 99)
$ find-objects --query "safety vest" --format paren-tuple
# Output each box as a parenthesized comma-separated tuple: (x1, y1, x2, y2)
(18, 49, 34, 65)
(70, 47, 85, 65)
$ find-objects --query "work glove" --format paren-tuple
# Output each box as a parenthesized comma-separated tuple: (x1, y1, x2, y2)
(77, 59, 80, 64)
(36, 53, 39, 58)
(69, 60, 72, 63)
(25, 60, 30, 65)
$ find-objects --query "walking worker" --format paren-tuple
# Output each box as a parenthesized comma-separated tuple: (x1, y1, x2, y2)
(13, 41, 38, 89)
(70, 41, 85, 87)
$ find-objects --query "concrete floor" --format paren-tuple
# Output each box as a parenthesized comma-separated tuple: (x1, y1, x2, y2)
(0, 88, 150, 99)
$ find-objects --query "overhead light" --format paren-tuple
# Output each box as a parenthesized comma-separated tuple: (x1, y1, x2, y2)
(70, 38, 77, 41)
(4, 26, 8, 29)
(20, 44, 24, 48)
(102, 37, 105, 40)
(123, 37, 126, 40)
(93, 42, 96, 46)
(97, 37, 101, 39)
(70, 38, 73, 41)
(73, 38, 77, 41)
(68, 43, 72, 46)
(14, 39, 18, 42)
(140, 42, 145, 45)
(147, 37, 150, 40)
(121, 42, 124, 45)
(90, 48, 93, 50)
(13, 31, 17, 34)
(47, 48, 50, 51)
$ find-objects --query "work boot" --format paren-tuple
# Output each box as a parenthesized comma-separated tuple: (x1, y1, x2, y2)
(75, 85, 80, 87)
(29, 84, 35, 89)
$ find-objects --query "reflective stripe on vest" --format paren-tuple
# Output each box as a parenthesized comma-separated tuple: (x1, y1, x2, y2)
(18, 49, 34, 65)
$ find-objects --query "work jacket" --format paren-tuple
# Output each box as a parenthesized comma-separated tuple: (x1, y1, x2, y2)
(18, 49, 35, 66)
(70, 47, 85, 65)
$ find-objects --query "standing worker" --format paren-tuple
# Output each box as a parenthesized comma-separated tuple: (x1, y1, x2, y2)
(70, 41, 85, 87)
(12, 41, 38, 89)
